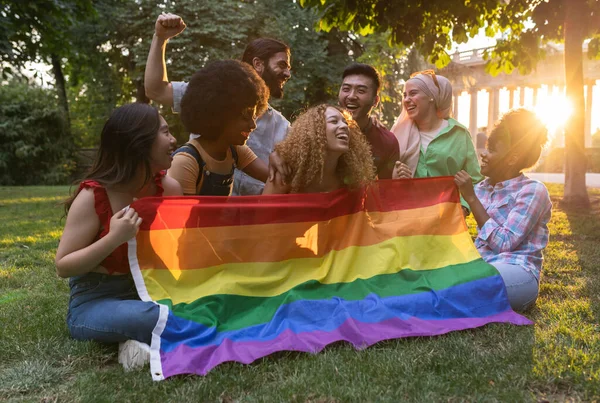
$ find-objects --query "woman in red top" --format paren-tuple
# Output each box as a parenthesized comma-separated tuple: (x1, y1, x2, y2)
(55, 103, 182, 370)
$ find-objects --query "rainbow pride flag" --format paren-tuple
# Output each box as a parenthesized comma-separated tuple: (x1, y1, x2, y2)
(128, 177, 531, 380)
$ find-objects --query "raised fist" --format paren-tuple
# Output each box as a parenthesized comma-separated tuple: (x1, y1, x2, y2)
(155, 13, 186, 41)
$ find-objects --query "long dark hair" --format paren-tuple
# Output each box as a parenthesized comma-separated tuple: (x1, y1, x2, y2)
(64, 103, 160, 212)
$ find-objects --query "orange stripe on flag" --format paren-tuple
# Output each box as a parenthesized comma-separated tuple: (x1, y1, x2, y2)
(135, 202, 465, 271)
(133, 177, 460, 231)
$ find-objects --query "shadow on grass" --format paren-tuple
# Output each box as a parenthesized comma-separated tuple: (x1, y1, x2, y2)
(536, 189, 600, 399)
(561, 193, 600, 321)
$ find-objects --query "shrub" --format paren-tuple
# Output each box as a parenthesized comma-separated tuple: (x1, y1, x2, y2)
(0, 82, 76, 185)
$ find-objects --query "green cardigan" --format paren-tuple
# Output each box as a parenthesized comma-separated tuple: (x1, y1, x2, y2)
(414, 118, 484, 210)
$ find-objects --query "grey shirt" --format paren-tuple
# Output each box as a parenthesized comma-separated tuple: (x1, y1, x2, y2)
(172, 81, 289, 195)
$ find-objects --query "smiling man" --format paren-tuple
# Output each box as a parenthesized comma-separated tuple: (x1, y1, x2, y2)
(338, 63, 399, 179)
(145, 13, 292, 195)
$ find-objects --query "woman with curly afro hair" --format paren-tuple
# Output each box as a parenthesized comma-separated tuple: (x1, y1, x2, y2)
(168, 60, 271, 196)
(264, 104, 376, 194)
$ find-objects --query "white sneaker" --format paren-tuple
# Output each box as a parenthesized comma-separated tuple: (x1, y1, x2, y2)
(118, 340, 151, 371)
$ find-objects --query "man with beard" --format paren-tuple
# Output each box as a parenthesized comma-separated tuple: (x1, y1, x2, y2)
(145, 13, 291, 195)
(338, 63, 404, 179)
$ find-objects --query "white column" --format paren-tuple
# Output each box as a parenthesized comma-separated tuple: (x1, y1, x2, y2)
(508, 87, 515, 110)
(488, 87, 499, 129)
(519, 86, 525, 107)
(469, 89, 478, 140)
(585, 82, 593, 148)
(453, 92, 460, 119)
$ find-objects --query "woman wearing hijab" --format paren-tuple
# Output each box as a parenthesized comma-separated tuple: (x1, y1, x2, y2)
(391, 70, 483, 214)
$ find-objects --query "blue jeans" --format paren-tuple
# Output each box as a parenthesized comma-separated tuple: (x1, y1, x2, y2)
(67, 272, 159, 345)
(492, 263, 539, 312)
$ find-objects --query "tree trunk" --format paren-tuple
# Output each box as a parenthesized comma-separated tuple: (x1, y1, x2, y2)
(562, 0, 590, 208)
(51, 53, 71, 133)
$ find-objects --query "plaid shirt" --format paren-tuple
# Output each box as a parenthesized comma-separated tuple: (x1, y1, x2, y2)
(474, 174, 552, 280)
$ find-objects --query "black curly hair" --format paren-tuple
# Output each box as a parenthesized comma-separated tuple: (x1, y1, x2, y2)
(180, 60, 269, 140)
(488, 108, 549, 171)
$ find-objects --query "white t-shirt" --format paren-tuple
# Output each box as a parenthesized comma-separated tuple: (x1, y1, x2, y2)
(419, 119, 449, 153)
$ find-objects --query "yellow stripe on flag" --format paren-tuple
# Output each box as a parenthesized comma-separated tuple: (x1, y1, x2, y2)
(141, 232, 480, 304)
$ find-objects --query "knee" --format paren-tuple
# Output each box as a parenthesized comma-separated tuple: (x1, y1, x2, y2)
(66, 301, 159, 344)
(511, 292, 537, 312)
(112, 303, 160, 340)
(505, 280, 539, 312)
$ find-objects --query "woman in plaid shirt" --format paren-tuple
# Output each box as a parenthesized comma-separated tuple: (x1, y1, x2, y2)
(454, 109, 552, 312)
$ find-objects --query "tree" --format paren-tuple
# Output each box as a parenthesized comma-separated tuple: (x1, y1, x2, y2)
(149, 0, 357, 128)
(300, 0, 599, 208)
(354, 37, 425, 128)
(1, 0, 161, 145)
(66, 0, 159, 146)
(0, 0, 95, 127)
(245, 0, 416, 124)
(253, 0, 355, 118)
(0, 81, 75, 185)
(1, 0, 415, 148)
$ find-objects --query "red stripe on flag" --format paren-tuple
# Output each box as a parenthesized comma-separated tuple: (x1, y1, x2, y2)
(132, 177, 459, 230)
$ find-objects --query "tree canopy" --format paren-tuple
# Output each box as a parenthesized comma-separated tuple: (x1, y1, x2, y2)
(0, 0, 94, 70)
(300, 0, 599, 207)
(2, 0, 417, 149)
(299, 0, 600, 72)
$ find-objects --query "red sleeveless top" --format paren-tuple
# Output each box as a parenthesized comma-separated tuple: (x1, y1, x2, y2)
(78, 172, 165, 275)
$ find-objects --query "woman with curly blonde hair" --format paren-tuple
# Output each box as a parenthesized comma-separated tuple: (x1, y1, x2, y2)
(264, 104, 376, 194)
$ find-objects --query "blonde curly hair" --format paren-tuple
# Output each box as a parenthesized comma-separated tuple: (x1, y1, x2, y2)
(275, 104, 376, 193)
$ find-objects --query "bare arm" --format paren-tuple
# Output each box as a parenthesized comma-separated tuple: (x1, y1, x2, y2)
(167, 153, 199, 195)
(242, 158, 269, 183)
(162, 175, 183, 196)
(454, 170, 490, 227)
(267, 151, 291, 182)
(55, 190, 143, 278)
(144, 13, 186, 107)
(469, 181, 550, 254)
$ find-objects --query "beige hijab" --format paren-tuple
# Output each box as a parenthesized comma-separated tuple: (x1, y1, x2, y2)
(391, 73, 453, 175)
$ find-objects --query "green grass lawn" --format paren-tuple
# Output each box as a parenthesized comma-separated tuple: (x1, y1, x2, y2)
(1, 184, 599, 402)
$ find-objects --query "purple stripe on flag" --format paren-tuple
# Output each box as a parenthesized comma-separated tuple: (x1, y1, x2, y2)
(159, 310, 531, 377)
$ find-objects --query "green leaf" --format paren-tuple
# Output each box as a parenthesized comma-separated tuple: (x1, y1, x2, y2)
(358, 24, 374, 36)
(588, 36, 600, 60)
(453, 25, 468, 44)
(434, 51, 451, 69)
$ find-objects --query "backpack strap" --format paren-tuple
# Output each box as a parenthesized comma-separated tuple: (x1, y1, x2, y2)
(172, 143, 205, 186)
(229, 146, 239, 168)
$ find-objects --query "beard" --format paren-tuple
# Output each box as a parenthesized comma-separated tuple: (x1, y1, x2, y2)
(261, 65, 286, 99)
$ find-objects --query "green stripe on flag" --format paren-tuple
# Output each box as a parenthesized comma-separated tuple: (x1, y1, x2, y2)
(157, 259, 497, 332)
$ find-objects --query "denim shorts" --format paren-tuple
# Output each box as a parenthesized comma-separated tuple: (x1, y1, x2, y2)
(67, 272, 159, 344)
